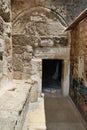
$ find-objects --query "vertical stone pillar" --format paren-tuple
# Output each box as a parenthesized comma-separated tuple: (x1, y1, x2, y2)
(62, 59, 70, 96)
(30, 58, 42, 102)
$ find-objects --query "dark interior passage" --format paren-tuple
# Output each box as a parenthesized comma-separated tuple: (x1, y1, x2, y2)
(42, 59, 62, 91)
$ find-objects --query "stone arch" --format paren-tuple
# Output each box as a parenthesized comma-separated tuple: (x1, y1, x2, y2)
(12, 6, 67, 35)
(13, 6, 67, 26)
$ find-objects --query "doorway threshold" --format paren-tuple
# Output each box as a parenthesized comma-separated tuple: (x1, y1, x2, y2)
(42, 88, 62, 97)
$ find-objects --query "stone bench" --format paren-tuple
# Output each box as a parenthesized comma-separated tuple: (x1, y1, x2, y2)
(0, 80, 31, 130)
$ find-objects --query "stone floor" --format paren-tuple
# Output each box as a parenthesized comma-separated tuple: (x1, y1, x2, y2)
(22, 94, 87, 130)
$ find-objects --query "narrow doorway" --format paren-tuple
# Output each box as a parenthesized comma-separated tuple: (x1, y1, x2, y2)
(42, 59, 62, 93)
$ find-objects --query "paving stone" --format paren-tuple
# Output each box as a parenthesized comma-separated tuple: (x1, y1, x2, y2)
(22, 96, 86, 130)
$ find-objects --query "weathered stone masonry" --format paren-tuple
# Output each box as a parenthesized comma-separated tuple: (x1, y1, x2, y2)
(67, 9, 87, 122)
(0, 0, 12, 87)
(0, 0, 87, 130)
(0, 0, 86, 89)
(11, 0, 87, 100)
(12, 7, 70, 98)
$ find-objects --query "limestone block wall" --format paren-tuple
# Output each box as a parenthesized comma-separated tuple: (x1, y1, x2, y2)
(11, 0, 87, 83)
(11, 0, 87, 99)
(12, 6, 70, 99)
(0, 0, 12, 88)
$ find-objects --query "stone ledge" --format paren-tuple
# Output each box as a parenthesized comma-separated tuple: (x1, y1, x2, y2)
(0, 80, 31, 130)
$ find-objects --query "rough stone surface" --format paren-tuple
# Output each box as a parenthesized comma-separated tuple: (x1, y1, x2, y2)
(0, 17, 4, 35)
(0, 37, 5, 52)
(69, 14, 87, 122)
(34, 47, 70, 59)
(0, 0, 10, 22)
(0, 80, 31, 130)
(0, 1, 87, 129)
(12, 7, 68, 86)
(40, 38, 54, 47)
(0, 0, 12, 88)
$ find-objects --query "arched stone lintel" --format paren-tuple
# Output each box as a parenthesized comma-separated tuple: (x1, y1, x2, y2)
(13, 6, 67, 28)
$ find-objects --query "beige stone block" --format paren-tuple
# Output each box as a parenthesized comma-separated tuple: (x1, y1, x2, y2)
(13, 45, 24, 54)
(47, 21, 66, 36)
(23, 66, 31, 79)
(0, 1, 10, 22)
(23, 52, 32, 61)
(5, 36, 12, 56)
(31, 59, 42, 73)
(4, 22, 11, 37)
(13, 71, 22, 79)
(34, 47, 70, 59)
(13, 54, 23, 71)
(29, 83, 38, 102)
(26, 45, 33, 53)
(0, 37, 5, 52)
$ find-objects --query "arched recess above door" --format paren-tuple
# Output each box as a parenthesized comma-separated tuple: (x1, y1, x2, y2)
(12, 6, 67, 36)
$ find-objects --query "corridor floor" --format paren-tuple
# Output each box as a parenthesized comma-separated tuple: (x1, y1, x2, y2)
(22, 95, 86, 130)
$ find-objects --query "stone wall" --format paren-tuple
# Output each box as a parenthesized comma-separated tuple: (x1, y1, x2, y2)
(70, 16, 87, 122)
(11, 0, 87, 99)
(70, 17, 87, 79)
(0, 0, 86, 91)
(0, 0, 12, 88)
(12, 6, 70, 98)
(11, 0, 87, 82)
(82, 18, 87, 80)
(11, 0, 87, 25)
(0, 0, 86, 95)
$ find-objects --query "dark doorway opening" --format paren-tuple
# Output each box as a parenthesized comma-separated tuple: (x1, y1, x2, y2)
(42, 59, 62, 92)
